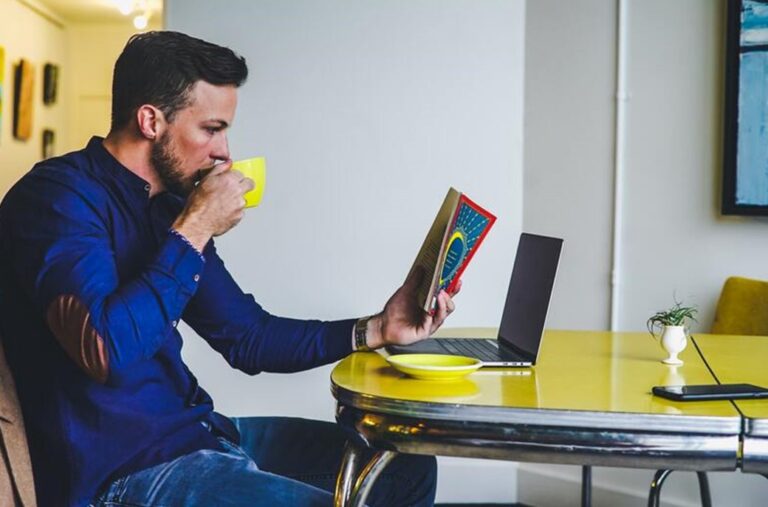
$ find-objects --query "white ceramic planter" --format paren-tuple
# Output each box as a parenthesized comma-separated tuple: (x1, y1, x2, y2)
(660, 325, 687, 365)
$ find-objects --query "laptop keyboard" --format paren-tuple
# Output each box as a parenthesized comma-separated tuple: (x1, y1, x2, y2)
(439, 338, 505, 362)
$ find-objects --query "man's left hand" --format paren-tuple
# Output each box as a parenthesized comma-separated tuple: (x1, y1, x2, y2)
(364, 269, 460, 350)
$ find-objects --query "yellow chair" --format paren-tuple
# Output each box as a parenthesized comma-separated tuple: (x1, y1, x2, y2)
(711, 276, 768, 336)
(649, 276, 768, 507)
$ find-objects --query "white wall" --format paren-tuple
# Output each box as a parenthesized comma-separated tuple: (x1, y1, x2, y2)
(524, 1, 768, 505)
(0, 0, 68, 194)
(619, 0, 768, 333)
(167, 0, 525, 503)
(523, 0, 617, 331)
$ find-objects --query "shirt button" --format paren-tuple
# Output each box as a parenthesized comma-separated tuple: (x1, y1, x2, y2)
(144, 184, 151, 192)
(172, 320, 178, 328)
(193, 274, 200, 282)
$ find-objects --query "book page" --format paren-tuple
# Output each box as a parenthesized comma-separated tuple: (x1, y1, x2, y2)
(408, 188, 461, 311)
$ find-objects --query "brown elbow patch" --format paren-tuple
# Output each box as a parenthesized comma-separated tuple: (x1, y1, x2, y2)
(46, 295, 109, 383)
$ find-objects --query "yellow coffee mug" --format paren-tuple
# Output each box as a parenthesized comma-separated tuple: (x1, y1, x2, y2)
(232, 157, 266, 208)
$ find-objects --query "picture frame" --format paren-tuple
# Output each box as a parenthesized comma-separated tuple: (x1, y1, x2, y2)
(42, 129, 54, 159)
(12, 59, 34, 141)
(43, 63, 58, 105)
(723, 0, 768, 215)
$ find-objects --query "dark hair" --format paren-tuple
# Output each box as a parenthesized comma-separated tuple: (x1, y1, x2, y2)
(110, 31, 248, 131)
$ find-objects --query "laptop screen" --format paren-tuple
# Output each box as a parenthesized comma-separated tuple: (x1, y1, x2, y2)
(497, 233, 563, 361)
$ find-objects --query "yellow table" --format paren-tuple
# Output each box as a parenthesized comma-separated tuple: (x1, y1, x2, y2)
(331, 329, 742, 506)
(692, 333, 768, 475)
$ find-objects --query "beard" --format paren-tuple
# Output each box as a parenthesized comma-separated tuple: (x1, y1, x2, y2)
(150, 133, 195, 196)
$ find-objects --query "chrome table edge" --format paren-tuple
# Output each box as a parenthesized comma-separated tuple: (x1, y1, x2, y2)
(741, 419, 768, 474)
(335, 404, 739, 472)
(743, 417, 768, 437)
(741, 435, 768, 474)
(331, 383, 741, 435)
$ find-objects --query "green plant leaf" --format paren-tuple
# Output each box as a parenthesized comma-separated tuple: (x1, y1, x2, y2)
(646, 300, 698, 337)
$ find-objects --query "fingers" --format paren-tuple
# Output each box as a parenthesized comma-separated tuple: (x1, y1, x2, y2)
(240, 176, 256, 192)
(449, 279, 463, 297)
(445, 292, 456, 314)
(204, 167, 251, 195)
(186, 161, 251, 237)
(429, 290, 456, 334)
(230, 167, 257, 196)
(207, 159, 233, 176)
(197, 162, 235, 191)
(433, 290, 453, 323)
(196, 160, 231, 182)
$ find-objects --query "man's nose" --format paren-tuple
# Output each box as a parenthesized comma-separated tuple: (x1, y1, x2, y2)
(212, 133, 230, 161)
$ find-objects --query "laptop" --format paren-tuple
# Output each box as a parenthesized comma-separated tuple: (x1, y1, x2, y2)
(386, 232, 563, 367)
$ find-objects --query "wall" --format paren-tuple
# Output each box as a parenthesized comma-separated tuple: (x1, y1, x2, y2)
(0, 0, 160, 194)
(0, 0, 67, 195)
(618, 0, 768, 332)
(65, 20, 162, 153)
(166, 0, 525, 503)
(523, 0, 617, 331)
(523, 1, 768, 505)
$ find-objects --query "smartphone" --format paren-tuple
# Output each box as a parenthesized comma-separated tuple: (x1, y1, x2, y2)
(652, 383, 768, 401)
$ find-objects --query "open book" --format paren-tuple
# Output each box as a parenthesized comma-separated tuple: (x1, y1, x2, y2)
(409, 187, 496, 312)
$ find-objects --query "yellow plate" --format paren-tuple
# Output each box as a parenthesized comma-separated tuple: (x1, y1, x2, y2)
(385, 354, 482, 381)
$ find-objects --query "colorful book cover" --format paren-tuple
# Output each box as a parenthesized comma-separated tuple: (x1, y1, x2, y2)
(409, 188, 496, 312)
(436, 194, 496, 297)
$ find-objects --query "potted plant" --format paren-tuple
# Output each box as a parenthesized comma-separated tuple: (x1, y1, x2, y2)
(647, 301, 698, 365)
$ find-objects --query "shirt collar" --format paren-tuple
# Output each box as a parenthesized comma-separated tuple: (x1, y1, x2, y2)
(85, 136, 154, 197)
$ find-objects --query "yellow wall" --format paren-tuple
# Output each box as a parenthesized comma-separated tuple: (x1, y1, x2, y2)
(0, 0, 161, 196)
(0, 0, 67, 195)
(65, 20, 161, 153)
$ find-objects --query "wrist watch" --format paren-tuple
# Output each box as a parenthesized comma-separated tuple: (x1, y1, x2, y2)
(354, 316, 372, 352)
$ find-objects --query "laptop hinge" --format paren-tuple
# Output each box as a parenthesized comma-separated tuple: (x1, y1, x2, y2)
(498, 339, 536, 362)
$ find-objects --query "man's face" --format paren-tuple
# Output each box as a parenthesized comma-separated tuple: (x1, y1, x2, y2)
(151, 81, 238, 196)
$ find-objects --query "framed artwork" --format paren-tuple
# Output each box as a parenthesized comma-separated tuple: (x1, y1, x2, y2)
(0, 46, 5, 145)
(12, 59, 34, 141)
(42, 129, 54, 159)
(723, 0, 768, 214)
(43, 63, 58, 105)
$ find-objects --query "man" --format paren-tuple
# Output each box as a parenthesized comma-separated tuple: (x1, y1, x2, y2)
(0, 31, 457, 506)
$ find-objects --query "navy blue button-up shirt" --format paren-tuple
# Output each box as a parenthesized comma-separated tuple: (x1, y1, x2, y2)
(0, 137, 355, 506)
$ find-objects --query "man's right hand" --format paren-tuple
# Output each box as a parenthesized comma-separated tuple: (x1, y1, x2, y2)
(171, 162, 255, 252)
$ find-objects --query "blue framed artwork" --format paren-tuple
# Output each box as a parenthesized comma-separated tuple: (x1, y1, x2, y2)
(723, 0, 768, 214)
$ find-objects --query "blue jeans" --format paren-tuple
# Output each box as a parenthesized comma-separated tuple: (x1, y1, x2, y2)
(93, 416, 437, 506)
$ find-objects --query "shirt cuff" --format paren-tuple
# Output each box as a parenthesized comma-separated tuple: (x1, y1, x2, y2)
(168, 228, 206, 262)
(163, 229, 206, 296)
(327, 319, 357, 359)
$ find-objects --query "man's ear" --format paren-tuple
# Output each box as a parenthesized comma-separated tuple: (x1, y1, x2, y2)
(136, 105, 166, 140)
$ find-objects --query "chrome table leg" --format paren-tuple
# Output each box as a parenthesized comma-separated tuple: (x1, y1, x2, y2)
(581, 465, 592, 507)
(350, 450, 396, 507)
(697, 472, 712, 507)
(334, 442, 364, 507)
(333, 440, 397, 507)
(647, 469, 672, 507)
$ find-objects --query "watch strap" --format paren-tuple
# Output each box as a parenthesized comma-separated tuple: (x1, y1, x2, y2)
(354, 316, 372, 352)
